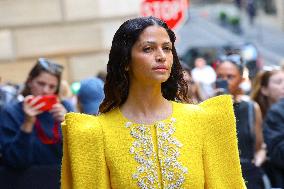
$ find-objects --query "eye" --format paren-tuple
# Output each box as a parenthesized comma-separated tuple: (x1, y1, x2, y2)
(143, 46, 153, 53)
(272, 79, 283, 84)
(227, 75, 235, 80)
(163, 46, 172, 52)
(37, 81, 46, 87)
(49, 85, 57, 90)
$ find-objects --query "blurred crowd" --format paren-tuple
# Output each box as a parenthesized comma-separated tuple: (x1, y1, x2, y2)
(0, 54, 284, 189)
(181, 53, 284, 189)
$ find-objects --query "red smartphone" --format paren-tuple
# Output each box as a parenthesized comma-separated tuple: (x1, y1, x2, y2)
(28, 95, 58, 111)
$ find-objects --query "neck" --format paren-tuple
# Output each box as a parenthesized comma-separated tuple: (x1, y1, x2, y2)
(120, 82, 172, 124)
(232, 89, 244, 101)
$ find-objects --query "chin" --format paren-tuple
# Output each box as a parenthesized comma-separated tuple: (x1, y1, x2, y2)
(155, 75, 170, 82)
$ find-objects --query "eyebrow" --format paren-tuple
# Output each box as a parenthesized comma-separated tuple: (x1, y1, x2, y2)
(140, 41, 172, 46)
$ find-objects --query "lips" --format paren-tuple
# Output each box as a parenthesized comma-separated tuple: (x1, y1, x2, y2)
(153, 65, 168, 71)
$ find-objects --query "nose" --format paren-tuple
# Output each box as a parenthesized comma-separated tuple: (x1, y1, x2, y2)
(42, 85, 51, 95)
(155, 48, 166, 63)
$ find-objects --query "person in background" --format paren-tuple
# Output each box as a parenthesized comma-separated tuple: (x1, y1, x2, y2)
(0, 58, 74, 168)
(77, 77, 104, 115)
(251, 68, 284, 118)
(253, 68, 284, 188)
(181, 62, 202, 103)
(60, 16, 245, 188)
(215, 55, 267, 189)
(191, 57, 216, 100)
(247, 0, 257, 25)
(235, 0, 243, 9)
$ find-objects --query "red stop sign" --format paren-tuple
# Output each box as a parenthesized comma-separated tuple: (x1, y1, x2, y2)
(141, 0, 189, 30)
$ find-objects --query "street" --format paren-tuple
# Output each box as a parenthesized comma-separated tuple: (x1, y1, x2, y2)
(176, 3, 284, 66)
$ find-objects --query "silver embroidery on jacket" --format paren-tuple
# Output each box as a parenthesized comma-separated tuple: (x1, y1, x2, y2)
(126, 122, 160, 189)
(126, 118, 188, 189)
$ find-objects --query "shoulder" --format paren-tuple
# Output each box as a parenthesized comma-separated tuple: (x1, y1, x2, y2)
(266, 98, 284, 120)
(61, 113, 107, 152)
(61, 100, 75, 112)
(205, 65, 216, 72)
(197, 95, 236, 134)
(173, 101, 204, 121)
(200, 95, 235, 123)
(1, 101, 23, 120)
(174, 95, 234, 117)
(64, 112, 100, 126)
(200, 95, 235, 125)
(200, 96, 239, 150)
(203, 95, 236, 134)
(173, 95, 235, 128)
(199, 95, 233, 110)
(63, 112, 103, 136)
(270, 98, 284, 113)
(3, 101, 22, 112)
(64, 108, 122, 126)
(173, 101, 202, 112)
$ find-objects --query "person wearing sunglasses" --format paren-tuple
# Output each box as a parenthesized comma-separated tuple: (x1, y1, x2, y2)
(215, 55, 267, 189)
(0, 58, 74, 168)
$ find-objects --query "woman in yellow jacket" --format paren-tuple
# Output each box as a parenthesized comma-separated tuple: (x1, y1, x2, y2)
(61, 16, 246, 189)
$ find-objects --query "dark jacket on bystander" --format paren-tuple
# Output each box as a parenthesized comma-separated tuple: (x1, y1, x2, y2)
(263, 98, 284, 187)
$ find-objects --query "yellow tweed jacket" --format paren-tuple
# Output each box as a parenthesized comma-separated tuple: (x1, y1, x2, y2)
(61, 95, 246, 189)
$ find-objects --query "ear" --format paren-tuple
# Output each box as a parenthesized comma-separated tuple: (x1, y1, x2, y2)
(261, 86, 269, 96)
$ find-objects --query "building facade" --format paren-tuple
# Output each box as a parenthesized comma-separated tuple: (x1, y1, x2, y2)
(0, 0, 140, 83)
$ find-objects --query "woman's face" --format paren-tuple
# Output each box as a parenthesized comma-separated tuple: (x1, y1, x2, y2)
(216, 61, 243, 95)
(129, 25, 173, 85)
(28, 71, 58, 96)
(262, 71, 284, 104)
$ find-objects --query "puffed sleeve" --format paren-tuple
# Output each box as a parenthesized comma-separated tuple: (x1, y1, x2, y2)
(61, 113, 111, 189)
(199, 95, 246, 188)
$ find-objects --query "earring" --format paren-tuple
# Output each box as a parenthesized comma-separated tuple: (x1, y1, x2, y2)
(125, 66, 129, 71)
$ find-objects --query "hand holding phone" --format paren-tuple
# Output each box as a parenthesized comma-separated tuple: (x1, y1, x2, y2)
(22, 95, 59, 133)
(27, 95, 58, 111)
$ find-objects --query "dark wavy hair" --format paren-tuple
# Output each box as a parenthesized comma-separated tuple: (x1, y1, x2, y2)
(99, 16, 189, 113)
(21, 58, 63, 97)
